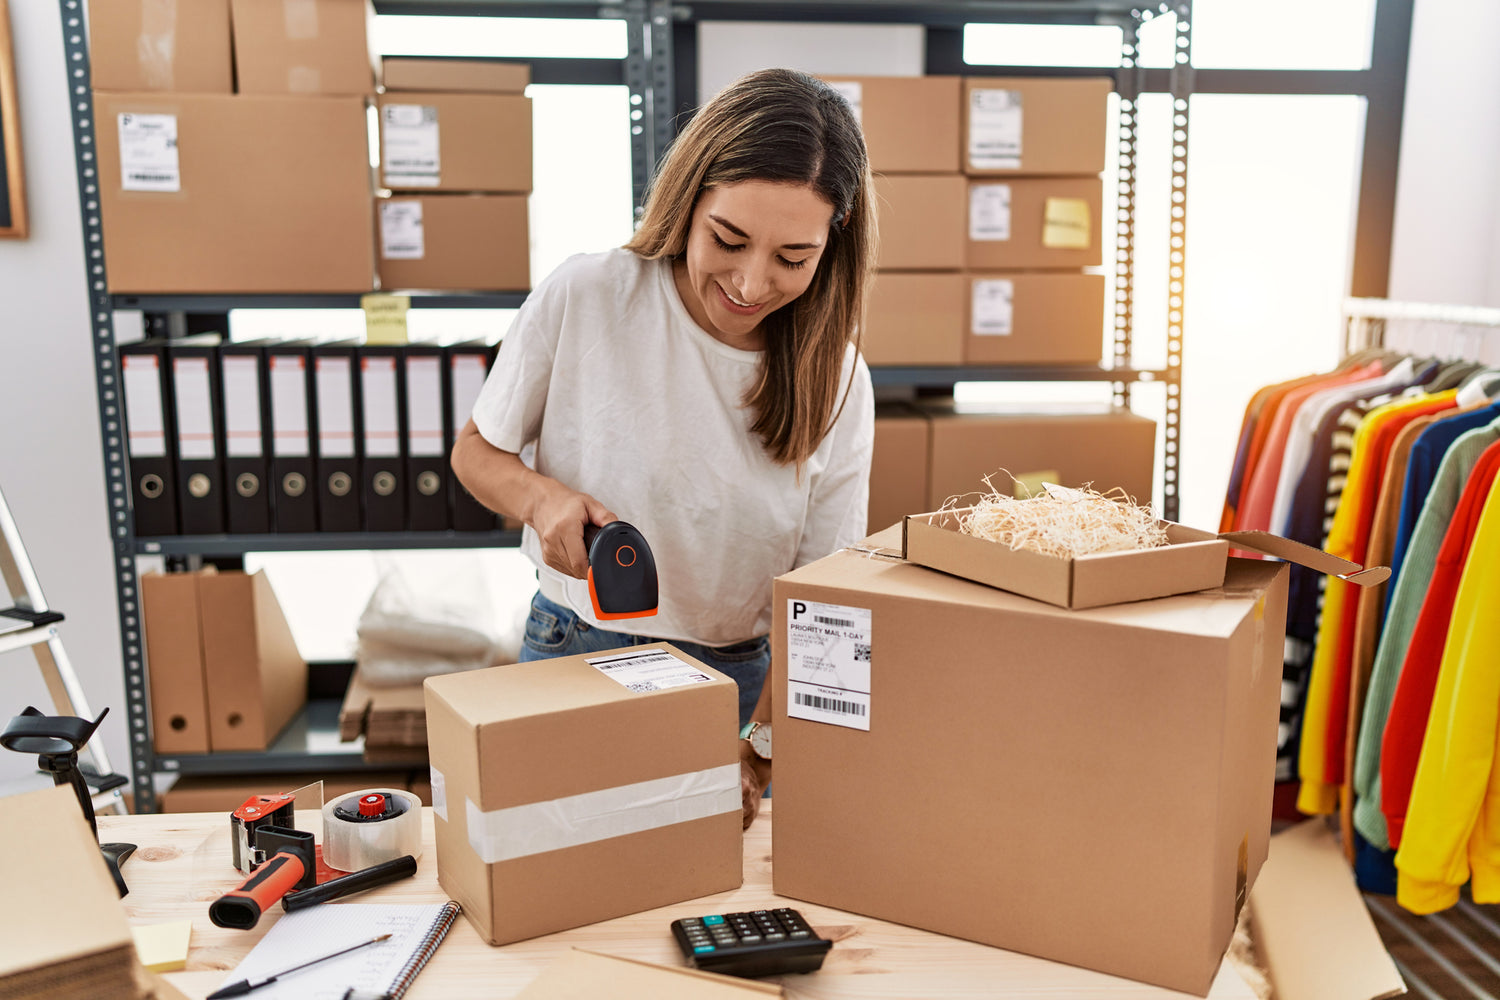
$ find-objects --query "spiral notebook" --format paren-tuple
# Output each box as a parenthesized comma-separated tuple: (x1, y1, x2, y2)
(222, 902, 461, 1000)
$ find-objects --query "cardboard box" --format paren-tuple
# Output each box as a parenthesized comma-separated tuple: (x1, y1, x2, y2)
(198, 569, 308, 752)
(870, 404, 930, 533)
(923, 405, 1156, 509)
(141, 571, 211, 754)
(963, 77, 1111, 176)
(88, 0, 233, 93)
(95, 93, 375, 293)
(158, 771, 417, 813)
(862, 272, 964, 365)
(383, 57, 531, 94)
(378, 93, 533, 193)
(377, 194, 530, 291)
(424, 643, 742, 945)
(964, 272, 1104, 365)
(770, 552, 1289, 994)
(873, 174, 966, 271)
(818, 75, 960, 174)
(966, 177, 1103, 270)
(229, 0, 376, 95)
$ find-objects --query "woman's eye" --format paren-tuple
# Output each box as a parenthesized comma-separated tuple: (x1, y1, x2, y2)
(779, 256, 808, 270)
(712, 232, 744, 252)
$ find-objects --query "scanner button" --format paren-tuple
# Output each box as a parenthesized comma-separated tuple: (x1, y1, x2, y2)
(616, 544, 637, 568)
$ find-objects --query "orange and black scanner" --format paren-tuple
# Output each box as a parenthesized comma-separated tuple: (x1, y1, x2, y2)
(583, 520, 658, 620)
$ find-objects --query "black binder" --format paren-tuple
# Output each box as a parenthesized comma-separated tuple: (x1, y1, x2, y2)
(266, 342, 318, 533)
(403, 343, 448, 531)
(167, 335, 227, 535)
(357, 345, 407, 532)
(444, 341, 498, 531)
(312, 341, 362, 532)
(120, 339, 179, 536)
(219, 341, 273, 534)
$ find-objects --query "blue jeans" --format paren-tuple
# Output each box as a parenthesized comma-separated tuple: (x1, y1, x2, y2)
(519, 591, 770, 729)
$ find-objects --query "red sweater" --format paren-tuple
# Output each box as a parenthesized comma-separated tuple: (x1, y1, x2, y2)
(1382, 439, 1500, 846)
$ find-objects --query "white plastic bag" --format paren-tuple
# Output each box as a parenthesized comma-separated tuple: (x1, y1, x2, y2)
(356, 559, 502, 686)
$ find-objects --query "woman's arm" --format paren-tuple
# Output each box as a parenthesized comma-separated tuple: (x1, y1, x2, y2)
(451, 419, 615, 579)
(740, 668, 773, 829)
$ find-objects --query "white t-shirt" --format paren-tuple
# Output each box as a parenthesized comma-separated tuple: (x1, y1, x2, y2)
(471, 248, 874, 646)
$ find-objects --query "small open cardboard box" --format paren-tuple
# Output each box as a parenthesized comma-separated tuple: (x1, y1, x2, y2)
(902, 507, 1390, 609)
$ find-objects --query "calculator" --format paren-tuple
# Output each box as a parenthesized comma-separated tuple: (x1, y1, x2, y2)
(670, 907, 832, 978)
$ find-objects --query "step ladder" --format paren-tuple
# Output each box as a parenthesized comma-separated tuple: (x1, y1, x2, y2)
(0, 484, 130, 815)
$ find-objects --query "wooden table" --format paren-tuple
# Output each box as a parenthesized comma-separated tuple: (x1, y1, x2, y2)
(101, 804, 1256, 999)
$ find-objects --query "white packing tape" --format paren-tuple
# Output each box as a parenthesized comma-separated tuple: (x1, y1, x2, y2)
(430, 765, 448, 821)
(465, 764, 740, 864)
(322, 788, 424, 872)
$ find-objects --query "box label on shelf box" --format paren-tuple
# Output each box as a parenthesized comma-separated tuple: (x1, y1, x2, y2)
(380, 201, 425, 260)
(1043, 197, 1093, 249)
(828, 80, 863, 125)
(117, 112, 180, 192)
(221, 357, 264, 458)
(586, 649, 715, 693)
(969, 184, 1012, 241)
(969, 88, 1023, 170)
(383, 104, 441, 187)
(786, 598, 872, 731)
(972, 278, 1015, 336)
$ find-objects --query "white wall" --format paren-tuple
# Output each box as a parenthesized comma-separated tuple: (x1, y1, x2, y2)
(697, 22, 923, 99)
(0, 3, 127, 783)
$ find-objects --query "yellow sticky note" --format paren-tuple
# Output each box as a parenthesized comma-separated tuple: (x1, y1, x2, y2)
(1042, 197, 1091, 249)
(132, 920, 193, 973)
(1012, 470, 1060, 499)
(362, 293, 411, 345)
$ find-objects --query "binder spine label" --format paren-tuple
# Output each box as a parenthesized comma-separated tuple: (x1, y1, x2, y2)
(406, 358, 444, 458)
(173, 357, 216, 459)
(450, 355, 488, 431)
(316, 358, 356, 459)
(362, 357, 401, 458)
(270, 356, 311, 457)
(222, 357, 265, 458)
(123, 354, 167, 458)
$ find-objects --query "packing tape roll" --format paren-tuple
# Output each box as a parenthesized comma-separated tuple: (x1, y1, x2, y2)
(322, 788, 423, 872)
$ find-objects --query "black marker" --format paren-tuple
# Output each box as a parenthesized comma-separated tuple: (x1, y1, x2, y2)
(281, 855, 419, 912)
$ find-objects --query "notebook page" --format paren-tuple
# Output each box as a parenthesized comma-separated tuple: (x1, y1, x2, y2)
(222, 903, 448, 1000)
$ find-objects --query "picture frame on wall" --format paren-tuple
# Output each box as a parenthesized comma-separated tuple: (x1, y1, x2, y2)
(0, 0, 27, 240)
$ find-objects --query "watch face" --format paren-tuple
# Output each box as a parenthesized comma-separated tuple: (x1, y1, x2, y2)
(750, 723, 772, 760)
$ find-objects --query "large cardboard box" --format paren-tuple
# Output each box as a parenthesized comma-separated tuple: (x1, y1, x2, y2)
(923, 405, 1155, 509)
(377, 194, 530, 291)
(870, 405, 930, 533)
(964, 272, 1105, 365)
(424, 643, 742, 945)
(88, 0, 233, 93)
(771, 551, 1289, 994)
(229, 0, 376, 95)
(873, 174, 966, 271)
(383, 57, 531, 94)
(95, 93, 374, 293)
(862, 272, 964, 365)
(198, 569, 308, 752)
(966, 177, 1103, 270)
(378, 93, 533, 193)
(141, 571, 211, 754)
(818, 75, 960, 174)
(962, 77, 1112, 176)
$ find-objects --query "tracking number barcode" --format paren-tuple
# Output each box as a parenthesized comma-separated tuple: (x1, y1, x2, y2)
(814, 615, 854, 627)
(127, 173, 176, 182)
(794, 692, 866, 716)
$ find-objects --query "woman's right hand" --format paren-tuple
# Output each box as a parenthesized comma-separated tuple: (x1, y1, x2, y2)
(527, 481, 617, 579)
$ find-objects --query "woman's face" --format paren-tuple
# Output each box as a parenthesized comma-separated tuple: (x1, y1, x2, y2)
(673, 180, 835, 351)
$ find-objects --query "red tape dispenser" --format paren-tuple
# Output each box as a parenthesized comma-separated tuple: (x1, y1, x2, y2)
(211, 793, 315, 930)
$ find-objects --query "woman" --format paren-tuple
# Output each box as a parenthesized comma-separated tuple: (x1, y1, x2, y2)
(451, 67, 876, 827)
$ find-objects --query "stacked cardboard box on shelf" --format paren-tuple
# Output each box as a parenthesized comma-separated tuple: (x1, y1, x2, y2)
(376, 58, 533, 292)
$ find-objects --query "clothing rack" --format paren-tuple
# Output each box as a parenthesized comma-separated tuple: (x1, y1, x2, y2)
(1343, 297, 1500, 364)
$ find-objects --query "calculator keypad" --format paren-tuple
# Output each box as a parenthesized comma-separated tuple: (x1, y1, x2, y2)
(670, 908, 831, 978)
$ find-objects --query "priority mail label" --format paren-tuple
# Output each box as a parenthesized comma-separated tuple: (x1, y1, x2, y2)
(588, 649, 715, 693)
(969, 88, 1023, 169)
(969, 184, 1012, 241)
(383, 104, 441, 186)
(380, 201, 425, 259)
(972, 278, 1015, 335)
(118, 113, 180, 192)
(786, 599, 871, 731)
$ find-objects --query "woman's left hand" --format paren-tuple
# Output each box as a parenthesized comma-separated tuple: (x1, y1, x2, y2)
(740, 739, 771, 830)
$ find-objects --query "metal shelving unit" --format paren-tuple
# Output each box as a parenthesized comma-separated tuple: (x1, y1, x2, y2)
(61, 0, 1191, 811)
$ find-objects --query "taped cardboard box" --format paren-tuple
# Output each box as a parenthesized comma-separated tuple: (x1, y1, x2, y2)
(962, 77, 1112, 176)
(383, 57, 531, 94)
(964, 272, 1105, 365)
(966, 177, 1103, 270)
(922, 404, 1156, 510)
(88, 0, 233, 93)
(376, 194, 531, 292)
(424, 643, 742, 945)
(862, 272, 964, 365)
(817, 75, 960, 173)
(873, 174, 966, 271)
(141, 570, 211, 754)
(229, 0, 377, 95)
(377, 93, 533, 194)
(870, 404, 930, 534)
(198, 569, 308, 752)
(94, 93, 374, 293)
(771, 552, 1289, 995)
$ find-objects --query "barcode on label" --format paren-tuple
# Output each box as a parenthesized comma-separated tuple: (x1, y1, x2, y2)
(854, 643, 871, 662)
(625, 682, 656, 693)
(127, 173, 175, 181)
(815, 615, 854, 627)
(794, 692, 866, 716)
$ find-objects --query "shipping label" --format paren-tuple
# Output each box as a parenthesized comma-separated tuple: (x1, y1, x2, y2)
(380, 201, 426, 259)
(969, 184, 1012, 242)
(971, 278, 1015, 336)
(968, 88, 1023, 170)
(786, 599, 872, 731)
(587, 649, 715, 693)
(118, 112, 180, 192)
(828, 81, 863, 126)
(383, 104, 441, 187)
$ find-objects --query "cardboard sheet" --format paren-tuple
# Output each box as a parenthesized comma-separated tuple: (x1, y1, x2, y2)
(514, 949, 783, 998)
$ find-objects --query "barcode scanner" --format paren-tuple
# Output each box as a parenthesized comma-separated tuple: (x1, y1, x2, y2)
(582, 520, 658, 620)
